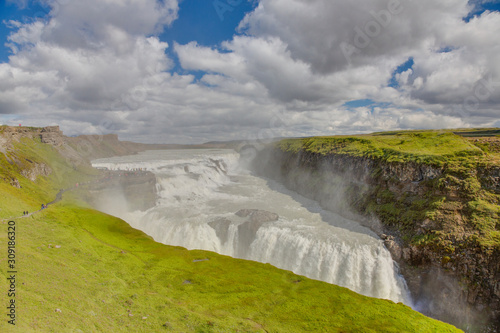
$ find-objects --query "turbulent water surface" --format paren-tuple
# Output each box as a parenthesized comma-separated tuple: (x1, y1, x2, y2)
(92, 149, 412, 305)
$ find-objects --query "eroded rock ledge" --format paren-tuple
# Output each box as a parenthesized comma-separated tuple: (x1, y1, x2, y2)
(252, 146, 500, 331)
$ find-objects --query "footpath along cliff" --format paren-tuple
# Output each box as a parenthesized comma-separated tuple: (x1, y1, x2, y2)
(251, 129, 500, 331)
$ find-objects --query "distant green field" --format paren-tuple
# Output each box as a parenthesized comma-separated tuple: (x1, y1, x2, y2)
(278, 129, 499, 165)
(0, 132, 462, 332)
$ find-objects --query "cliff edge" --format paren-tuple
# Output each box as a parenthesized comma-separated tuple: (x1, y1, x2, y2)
(252, 129, 500, 331)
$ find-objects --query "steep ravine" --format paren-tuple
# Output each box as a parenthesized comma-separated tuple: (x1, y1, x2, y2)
(251, 145, 500, 332)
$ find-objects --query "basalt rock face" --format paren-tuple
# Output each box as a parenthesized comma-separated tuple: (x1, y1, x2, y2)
(208, 210, 279, 257)
(252, 146, 500, 332)
(208, 218, 233, 245)
(40, 126, 65, 146)
(0, 126, 57, 186)
(478, 166, 500, 194)
(0, 125, 64, 147)
(0, 125, 154, 165)
(235, 209, 279, 258)
(20, 162, 52, 181)
(0, 125, 165, 211)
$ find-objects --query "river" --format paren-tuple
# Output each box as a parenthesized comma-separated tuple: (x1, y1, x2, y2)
(92, 149, 412, 305)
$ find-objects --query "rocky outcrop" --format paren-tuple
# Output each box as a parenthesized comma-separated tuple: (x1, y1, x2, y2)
(478, 166, 500, 194)
(0, 125, 65, 146)
(20, 162, 52, 181)
(208, 210, 279, 255)
(208, 218, 233, 244)
(40, 126, 64, 146)
(9, 177, 21, 188)
(0, 125, 155, 167)
(252, 146, 500, 331)
(235, 209, 279, 258)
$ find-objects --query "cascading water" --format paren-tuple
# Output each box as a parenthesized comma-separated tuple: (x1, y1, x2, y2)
(92, 149, 413, 305)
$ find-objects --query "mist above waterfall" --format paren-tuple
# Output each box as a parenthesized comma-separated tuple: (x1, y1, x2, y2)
(92, 149, 412, 305)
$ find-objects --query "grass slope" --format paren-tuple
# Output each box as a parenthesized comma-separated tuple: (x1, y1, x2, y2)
(0, 133, 461, 332)
(278, 130, 489, 164)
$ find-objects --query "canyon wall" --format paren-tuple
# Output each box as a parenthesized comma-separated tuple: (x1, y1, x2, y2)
(251, 146, 500, 331)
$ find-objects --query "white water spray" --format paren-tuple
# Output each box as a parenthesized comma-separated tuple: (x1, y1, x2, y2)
(92, 149, 412, 305)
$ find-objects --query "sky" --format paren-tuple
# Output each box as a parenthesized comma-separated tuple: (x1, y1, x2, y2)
(0, 0, 499, 144)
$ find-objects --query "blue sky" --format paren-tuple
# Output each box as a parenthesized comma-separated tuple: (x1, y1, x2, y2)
(0, 0, 499, 143)
(0, 0, 256, 68)
(2, 0, 497, 70)
(160, 0, 256, 76)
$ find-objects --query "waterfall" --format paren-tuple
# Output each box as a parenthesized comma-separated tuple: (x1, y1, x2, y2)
(92, 149, 413, 306)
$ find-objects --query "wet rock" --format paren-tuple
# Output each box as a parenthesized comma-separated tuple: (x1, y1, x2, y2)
(384, 237, 402, 261)
(208, 218, 232, 244)
(402, 248, 412, 262)
(495, 282, 500, 299)
(468, 287, 479, 304)
(209, 158, 228, 174)
(235, 209, 279, 223)
(235, 210, 278, 258)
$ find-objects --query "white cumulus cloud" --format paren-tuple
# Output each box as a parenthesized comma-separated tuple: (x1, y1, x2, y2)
(1, 0, 499, 143)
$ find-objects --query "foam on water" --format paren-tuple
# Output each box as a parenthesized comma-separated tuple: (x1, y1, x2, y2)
(92, 149, 412, 305)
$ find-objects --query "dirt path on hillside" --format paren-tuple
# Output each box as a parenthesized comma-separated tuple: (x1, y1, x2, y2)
(2, 169, 155, 222)
(1, 177, 149, 263)
(1, 176, 105, 221)
(1, 187, 70, 222)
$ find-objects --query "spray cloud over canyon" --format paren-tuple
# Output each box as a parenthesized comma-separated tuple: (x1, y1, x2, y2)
(91, 149, 412, 306)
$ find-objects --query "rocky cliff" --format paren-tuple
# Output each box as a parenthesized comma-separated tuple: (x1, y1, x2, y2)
(0, 125, 158, 184)
(251, 133, 500, 332)
(0, 125, 147, 163)
(0, 125, 63, 145)
(0, 125, 163, 216)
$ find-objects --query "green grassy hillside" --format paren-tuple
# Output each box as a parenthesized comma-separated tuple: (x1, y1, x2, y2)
(0, 133, 461, 332)
(278, 129, 498, 165)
